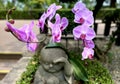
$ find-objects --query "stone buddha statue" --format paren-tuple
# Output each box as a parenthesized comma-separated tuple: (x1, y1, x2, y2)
(33, 46, 73, 84)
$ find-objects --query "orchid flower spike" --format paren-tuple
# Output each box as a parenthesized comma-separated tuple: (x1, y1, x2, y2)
(72, 1, 86, 14)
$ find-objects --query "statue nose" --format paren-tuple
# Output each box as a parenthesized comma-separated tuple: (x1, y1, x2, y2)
(49, 64, 53, 67)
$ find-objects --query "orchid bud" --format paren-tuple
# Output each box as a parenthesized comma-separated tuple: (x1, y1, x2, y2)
(4, 27, 10, 32)
(8, 19, 15, 24)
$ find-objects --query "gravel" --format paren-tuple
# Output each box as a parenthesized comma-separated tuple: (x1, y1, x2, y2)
(95, 39, 120, 84)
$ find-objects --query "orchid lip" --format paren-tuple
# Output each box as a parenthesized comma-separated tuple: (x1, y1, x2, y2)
(79, 18, 85, 24)
(88, 54, 93, 59)
(80, 34, 86, 39)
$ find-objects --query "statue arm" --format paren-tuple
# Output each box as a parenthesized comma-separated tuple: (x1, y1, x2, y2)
(64, 60, 73, 84)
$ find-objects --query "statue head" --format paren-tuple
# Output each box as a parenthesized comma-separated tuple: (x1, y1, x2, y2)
(40, 46, 68, 73)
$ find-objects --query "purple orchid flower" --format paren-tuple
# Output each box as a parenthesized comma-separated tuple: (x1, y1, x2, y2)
(72, 1, 86, 14)
(73, 25, 96, 40)
(38, 3, 62, 32)
(82, 47, 94, 60)
(46, 13, 61, 29)
(6, 21, 38, 52)
(52, 25, 62, 43)
(54, 13, 68, 31)
(46, 3, 62, 20)
(48, 14, 68, 42)
(48, 14, 61, 42)
(48, 13, 68, 31)
(27, 32, 38, 52)
(83, 40, 95, 48)
(38, 12, 47, 31)
(74, 9, 94, 26)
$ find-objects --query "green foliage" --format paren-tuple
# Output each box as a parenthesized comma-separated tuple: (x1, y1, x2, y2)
(16, 54, 39, 84)
(0, 0, 5, 9)
(1, 8, 120, 32)
(0, 10, 7, 19)
(69, 51, 113, 84)
(16, 50, 113, 84)
(68, 51, 89, 82)
(84, 60, 113, 84)
(0, 9, 43, 19)
(69, 57, 89, 81)
(96, 8, 116, 20)
(113, 9, 120, 21)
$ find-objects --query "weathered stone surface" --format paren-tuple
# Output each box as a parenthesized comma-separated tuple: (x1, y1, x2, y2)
(34, 47, 73, 84)
(0, 57, 31, 84)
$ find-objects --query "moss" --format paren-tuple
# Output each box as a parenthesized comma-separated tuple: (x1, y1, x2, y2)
(83, 60, 113, 84)
(16, 54, 39, 84)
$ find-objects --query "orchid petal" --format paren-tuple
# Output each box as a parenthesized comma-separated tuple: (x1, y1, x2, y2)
(74, 9, 94, 26)
(38, 12, 47, 31)
(83, 40, 95, 48)
(46, 3, 56, 17)
(72, 1, 86, 14)
(86, 28, 96, 40)
(73, 26, 81, 40)
(6, 21, 38, 52)
(6, 22, 28, 42)
(55, 13, 61, 24)
(48, 20, 54, 29)
(46, 3, 62, 21)
(82, 47, 94, 60)
(60, 17, 68, 31)
(56, 5, 62, 10)
(73, 25, 95, 40)
(52, 26, 61, 42)
(27, 43, 37, 52)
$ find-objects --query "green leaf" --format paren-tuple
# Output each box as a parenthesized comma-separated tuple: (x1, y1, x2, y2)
(69, 57, 88, 81)
(107, 52, 113, 63)
(46, 43, 64, 48)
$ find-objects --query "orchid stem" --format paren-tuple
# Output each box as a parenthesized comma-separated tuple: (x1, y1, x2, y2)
(6, 7, 16, 21)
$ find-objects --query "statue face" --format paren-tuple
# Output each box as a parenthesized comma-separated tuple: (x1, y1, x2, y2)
(40, 47, 68, 73)
(41, 57, 64, 73)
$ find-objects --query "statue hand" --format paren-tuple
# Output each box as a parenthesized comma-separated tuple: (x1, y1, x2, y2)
(53, 57, 67, 64)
